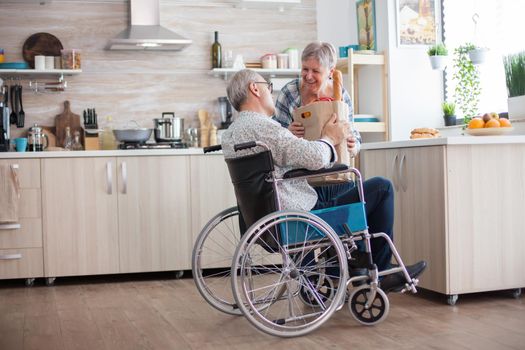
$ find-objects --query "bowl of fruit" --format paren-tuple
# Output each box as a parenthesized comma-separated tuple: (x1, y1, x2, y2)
(465, 113, 514, 136)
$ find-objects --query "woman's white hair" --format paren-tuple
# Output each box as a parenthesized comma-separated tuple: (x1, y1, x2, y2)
(226, 69, 260, 112)
(301, 41, 337, 70)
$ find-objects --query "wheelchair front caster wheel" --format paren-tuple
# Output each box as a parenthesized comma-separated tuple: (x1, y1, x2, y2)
(447, 294, 458, 306)
(25, 278, 35, 287)
(512, 288, 522, 299)
(348, 285, 389, 326)
(174, 271, 184, 279)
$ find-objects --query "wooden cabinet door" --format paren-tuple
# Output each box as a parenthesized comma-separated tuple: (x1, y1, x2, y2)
(189, 155, 237, 268)
(42, 158, 119, 277)
(396, 146, 447, 293)
(361, 146, 448, 293)
(117, 156, 191, 272)
(360, 148, 403, 241)
(189, 155, 236, 241)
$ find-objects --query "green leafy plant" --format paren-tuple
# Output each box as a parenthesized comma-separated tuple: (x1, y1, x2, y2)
(452, 43, 481, 123)
(428, 43, 448, 56)
(442, 102, 456, 117)
(503, 51, 525, 98)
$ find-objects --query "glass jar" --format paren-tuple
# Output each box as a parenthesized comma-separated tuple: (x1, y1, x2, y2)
(261, 54, 277, 69)
(277, 53, 289, 69)
(61, 49, 81, 69)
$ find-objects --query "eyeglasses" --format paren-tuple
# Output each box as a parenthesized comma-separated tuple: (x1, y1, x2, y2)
(254, 81, 273, 93)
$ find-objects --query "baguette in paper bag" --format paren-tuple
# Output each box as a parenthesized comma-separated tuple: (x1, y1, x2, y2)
(292, 100, 351, 183)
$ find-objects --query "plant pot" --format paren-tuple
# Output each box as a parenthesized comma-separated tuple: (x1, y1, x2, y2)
(508, 95, 525, 119)
(444, 115, 456, 126)
(429, 55, 448, 70)
(468, 48, 489, 65)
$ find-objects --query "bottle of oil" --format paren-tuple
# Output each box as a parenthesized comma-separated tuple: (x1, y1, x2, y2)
(101, 116, 117, 150)
(211, 31, 222, 69)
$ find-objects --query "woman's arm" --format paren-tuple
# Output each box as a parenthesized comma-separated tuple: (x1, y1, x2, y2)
(342, 88, 361, 156)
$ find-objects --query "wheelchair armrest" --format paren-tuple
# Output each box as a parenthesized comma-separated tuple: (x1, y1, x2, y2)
(283, 163, 349, 179)
(203, 145, 222, 153)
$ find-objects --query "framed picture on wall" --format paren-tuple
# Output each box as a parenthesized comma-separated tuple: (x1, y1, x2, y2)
(356, 0, 377, 51)
(397, 0, 438, 46)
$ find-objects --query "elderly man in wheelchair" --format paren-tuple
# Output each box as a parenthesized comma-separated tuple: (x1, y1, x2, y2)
(192, 69, 426, 337)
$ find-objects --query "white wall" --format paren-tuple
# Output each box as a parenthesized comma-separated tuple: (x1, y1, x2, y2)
(317, 0, 444, 141)
(316, 0, 356, 48)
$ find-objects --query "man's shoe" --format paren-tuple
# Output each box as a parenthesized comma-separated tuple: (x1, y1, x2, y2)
(380, 260, 427, 293)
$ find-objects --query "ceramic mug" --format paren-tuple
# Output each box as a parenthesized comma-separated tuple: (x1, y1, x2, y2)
(14, 137, 28, 152)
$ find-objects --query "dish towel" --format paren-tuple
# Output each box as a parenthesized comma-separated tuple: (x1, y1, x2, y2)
(0, 164, 21, 223)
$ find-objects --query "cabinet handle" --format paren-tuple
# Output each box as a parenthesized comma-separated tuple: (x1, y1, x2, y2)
(0, 254, 22, 260)
(391, 154, 399, 191)
(399, 154, 407, 192)
(0, 223, 21, 230)
(121, 161, 127, 194)
(106, 161, 113, 194)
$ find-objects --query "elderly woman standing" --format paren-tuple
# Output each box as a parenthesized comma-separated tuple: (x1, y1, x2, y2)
(273, 42, 427, 286)
(274, 41, 361, 157)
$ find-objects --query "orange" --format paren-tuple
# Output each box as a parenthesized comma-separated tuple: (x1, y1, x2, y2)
(468, 118, 485, 129)
(485, 119, 501, 128)
(499, 118, 512, 127)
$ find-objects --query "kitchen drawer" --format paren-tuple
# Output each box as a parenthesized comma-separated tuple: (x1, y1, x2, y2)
(0, 159, 41, 188)
(0, 218, 43, 249)
(0, 248, 43, 279)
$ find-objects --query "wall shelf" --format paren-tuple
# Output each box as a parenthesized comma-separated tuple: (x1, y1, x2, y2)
(211, 68, 300, 80)
(0, 69, 81, 76)
(337, 49, 389, 138)
(355, 122, 386, 133)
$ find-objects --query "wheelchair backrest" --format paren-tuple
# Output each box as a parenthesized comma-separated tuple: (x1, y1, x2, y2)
(225, 150, 279, 248)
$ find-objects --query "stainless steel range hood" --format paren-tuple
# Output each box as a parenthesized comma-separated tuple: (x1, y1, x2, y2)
(106, 0, 192, 51)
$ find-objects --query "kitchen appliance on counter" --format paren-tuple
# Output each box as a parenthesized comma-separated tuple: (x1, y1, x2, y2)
(118, 140, 187, 150)
(0, 84, 10, 152)
(218, 96, 233, 129)
(154, 112, 184, 142)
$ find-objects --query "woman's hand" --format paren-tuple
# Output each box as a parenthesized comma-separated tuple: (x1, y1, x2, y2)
(347, 135, 358, 157)
(288, 121, 305, 138)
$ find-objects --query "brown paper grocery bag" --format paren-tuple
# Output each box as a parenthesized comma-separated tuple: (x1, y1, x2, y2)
(292, 101, 351, 184)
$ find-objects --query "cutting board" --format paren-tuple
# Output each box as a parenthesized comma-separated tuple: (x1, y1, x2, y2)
(55, 101, 82, 147)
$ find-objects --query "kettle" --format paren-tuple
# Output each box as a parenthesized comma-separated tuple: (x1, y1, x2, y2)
(28, 124, 48, 152)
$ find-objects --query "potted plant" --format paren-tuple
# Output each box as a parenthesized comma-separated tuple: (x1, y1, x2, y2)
(428, 43, 448, 70)
(504, 51, 525, 119)
(442, 102, 457, 126)
(468, 46, 489, 65)
(453, 43, 481, 124)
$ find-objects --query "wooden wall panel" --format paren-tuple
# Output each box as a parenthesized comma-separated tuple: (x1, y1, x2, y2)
(0, 0, 316, 137)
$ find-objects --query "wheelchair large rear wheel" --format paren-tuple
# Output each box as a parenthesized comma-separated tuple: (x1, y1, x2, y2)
(192, 206, 243, 315)
(231, 210, 348, 337)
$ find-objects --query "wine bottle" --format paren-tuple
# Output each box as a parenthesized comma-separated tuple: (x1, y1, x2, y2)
(211, 31, 222, 69)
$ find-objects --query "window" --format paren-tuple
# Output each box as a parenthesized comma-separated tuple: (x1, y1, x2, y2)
(443, 0, 525, 116)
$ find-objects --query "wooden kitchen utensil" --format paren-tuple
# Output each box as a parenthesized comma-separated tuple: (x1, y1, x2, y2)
(22, 33, 63, 69)
(55, 101, 82, 147)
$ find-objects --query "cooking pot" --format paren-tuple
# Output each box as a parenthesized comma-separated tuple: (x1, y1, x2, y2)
(154, 112, 184, 142)
(113, 121, 152, 143)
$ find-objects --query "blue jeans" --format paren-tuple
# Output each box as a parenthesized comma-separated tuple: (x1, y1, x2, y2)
(312, 177, 394, 271)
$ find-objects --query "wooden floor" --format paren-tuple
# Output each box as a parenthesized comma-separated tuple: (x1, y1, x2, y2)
(0, 274, 524, 350)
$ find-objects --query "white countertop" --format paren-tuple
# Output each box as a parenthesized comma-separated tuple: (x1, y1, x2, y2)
(362, 135, 525, 150)
(0, 148, 222, 159)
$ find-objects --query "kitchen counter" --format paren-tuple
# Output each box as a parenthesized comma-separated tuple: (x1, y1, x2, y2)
(362, 135, 525, 150)
(0, 148, 221, 159)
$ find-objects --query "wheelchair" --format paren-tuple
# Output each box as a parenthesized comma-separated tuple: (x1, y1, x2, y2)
(192, 141, 420, 337)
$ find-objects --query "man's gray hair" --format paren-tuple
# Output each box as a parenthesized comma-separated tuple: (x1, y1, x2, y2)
(301, 41, 337, 70)
(226, 69, 260, 111)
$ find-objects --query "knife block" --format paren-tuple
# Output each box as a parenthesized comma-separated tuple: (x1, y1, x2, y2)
(84, 133, 100, 150)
